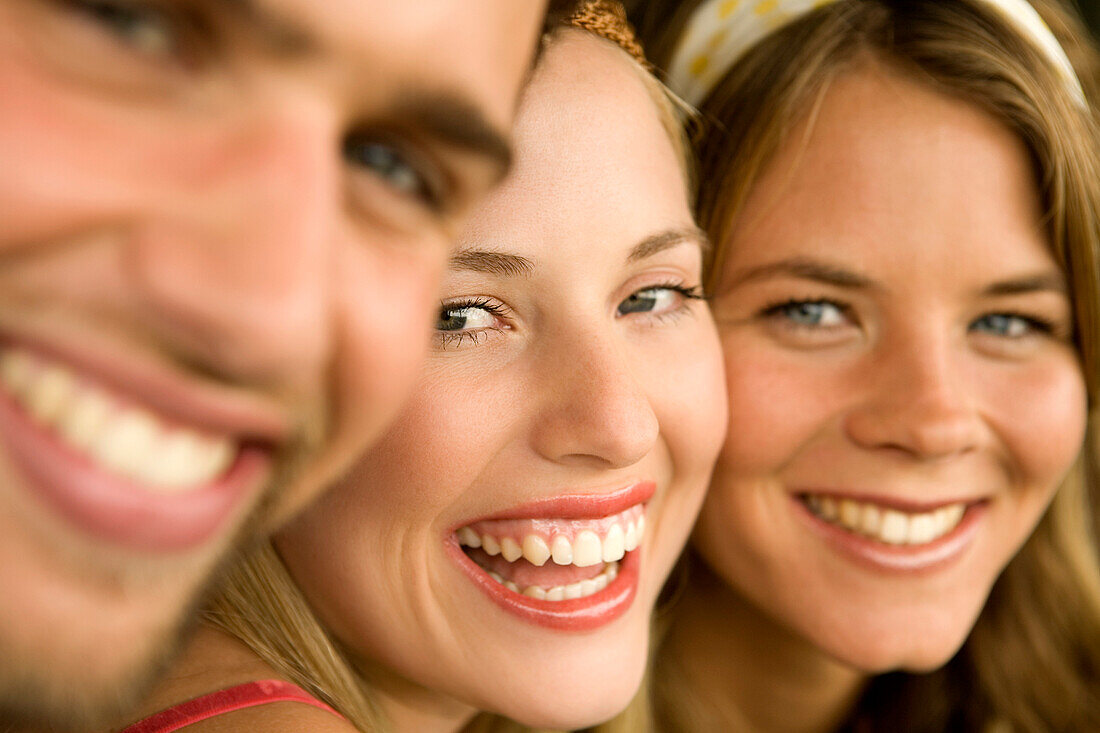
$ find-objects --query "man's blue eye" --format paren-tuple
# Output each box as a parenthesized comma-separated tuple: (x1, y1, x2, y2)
(343, 139, 436, 206)
(70, 0, 179, 55)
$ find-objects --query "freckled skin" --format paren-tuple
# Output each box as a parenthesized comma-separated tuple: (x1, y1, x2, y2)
(0, 0, 543, 728)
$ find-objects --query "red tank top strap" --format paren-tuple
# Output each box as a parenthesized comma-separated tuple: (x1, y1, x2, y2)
(119, 679, 346, 733)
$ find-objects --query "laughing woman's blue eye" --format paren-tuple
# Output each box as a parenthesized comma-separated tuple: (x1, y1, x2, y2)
(617, 285, 701, 317)
(436, 305, 497, 332)
(767, 300, 847, 327)
(343, 137, 441, 209)
(434, 298, 510, 348)
(970, 313, 1049, 338)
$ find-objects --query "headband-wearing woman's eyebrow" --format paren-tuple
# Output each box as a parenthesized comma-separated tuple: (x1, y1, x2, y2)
(982, 272, 1069, 296)
(627, 226, 711, 262)
(722, 256, 878, 290)
(449, 249, 535, 277)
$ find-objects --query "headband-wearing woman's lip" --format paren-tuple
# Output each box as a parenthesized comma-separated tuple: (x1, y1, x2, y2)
(447, 536, 639, 631)
(449, 481, 656, 529)
(791, 493, 988, 574)
(790, 488, 988, 513)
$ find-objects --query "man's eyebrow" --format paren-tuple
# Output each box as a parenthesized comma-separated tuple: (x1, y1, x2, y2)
(219, 2, 512, 175)
(449, 249, 534, 277)
(982, 272, 1068, 296)
(393, 95, 513, 177)
(723, 256, 878, 289)
(220, 0, 318, 56)
(627, 227, 711, 263)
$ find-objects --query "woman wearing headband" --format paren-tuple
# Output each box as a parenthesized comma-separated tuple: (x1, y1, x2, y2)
(610, 0, 1100, 730)
(112, 3, 727, 732)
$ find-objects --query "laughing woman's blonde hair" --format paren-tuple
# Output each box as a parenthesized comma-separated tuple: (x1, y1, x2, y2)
(199, 3, 693, 732)
(604, 0, 1100, 731)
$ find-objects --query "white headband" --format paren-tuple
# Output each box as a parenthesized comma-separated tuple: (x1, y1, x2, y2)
(667, 0, 1086, 108)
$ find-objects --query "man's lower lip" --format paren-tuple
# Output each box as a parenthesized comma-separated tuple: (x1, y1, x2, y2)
(0, 383, 270, 553)
(448, 541, 639, 631)
(792, 495, 985, 573)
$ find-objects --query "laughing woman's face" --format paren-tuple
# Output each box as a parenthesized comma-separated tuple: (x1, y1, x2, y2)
(275, 30, 727, 729)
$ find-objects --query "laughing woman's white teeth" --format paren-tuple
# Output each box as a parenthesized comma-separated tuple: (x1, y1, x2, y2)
(456, 504, 647, 569)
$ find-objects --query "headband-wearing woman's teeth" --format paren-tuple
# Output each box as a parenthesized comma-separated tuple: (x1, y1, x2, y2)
(486, 561, 620, 602)
(0, 347, 237, 492)
(803, 494, 966, 545)
(456, 505, 645, 569)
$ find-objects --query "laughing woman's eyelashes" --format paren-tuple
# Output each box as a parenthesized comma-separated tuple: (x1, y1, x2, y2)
(435, 297, 512, 348)
(617, 282, 704, 320)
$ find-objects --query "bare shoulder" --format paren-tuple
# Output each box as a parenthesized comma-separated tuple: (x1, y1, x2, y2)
(178, 700, 358, 733)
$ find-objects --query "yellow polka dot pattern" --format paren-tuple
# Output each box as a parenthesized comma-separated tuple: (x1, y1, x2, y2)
(667, 0, 838, 106)
(666, 0, 1085, 109)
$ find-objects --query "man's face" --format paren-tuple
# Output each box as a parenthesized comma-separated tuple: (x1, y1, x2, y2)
(0, 0, 542, 728)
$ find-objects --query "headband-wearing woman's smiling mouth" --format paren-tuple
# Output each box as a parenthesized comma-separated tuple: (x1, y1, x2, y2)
(448, 482, 654, 631)
(793, 491, 989, 573)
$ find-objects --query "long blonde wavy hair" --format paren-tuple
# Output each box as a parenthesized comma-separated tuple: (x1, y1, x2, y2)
(602, 0, 1100, 731)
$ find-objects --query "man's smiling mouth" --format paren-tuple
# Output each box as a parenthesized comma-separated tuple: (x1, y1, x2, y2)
(0, 342, 274, 551)
(2, 347, 236, 490)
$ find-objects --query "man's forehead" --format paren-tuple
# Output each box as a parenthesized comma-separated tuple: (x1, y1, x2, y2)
(249, 0, 522, 60)
(242, 0, 537, 117)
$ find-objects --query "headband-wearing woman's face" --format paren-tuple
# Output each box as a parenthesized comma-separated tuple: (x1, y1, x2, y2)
(699, 64, 1087, 672)
(275, 30, 726, 728)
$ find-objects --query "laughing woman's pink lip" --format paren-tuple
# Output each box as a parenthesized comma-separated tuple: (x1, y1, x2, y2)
(451, 481, 656, 526)
(446, 481, 653, 631)
(448, 537, 640, 631)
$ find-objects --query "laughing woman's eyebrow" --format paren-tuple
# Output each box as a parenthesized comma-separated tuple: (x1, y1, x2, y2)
(628, 226, 711, 262)
(449, 249, 534, 277)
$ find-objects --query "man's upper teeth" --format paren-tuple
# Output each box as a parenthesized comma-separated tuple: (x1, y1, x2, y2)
(805, 494, 966, 545)
(457, 506, 645, 568)
(0, 347, 236, 492)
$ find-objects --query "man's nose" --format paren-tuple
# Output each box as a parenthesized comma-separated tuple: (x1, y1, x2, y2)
(128, 99, 340, 389)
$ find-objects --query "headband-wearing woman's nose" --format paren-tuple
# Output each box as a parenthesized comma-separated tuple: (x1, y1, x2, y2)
(843, 334, 984, 461)
(530, 331, 659, 470)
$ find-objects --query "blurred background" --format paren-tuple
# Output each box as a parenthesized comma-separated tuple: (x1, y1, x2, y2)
(1084, 1, 1099, 41)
